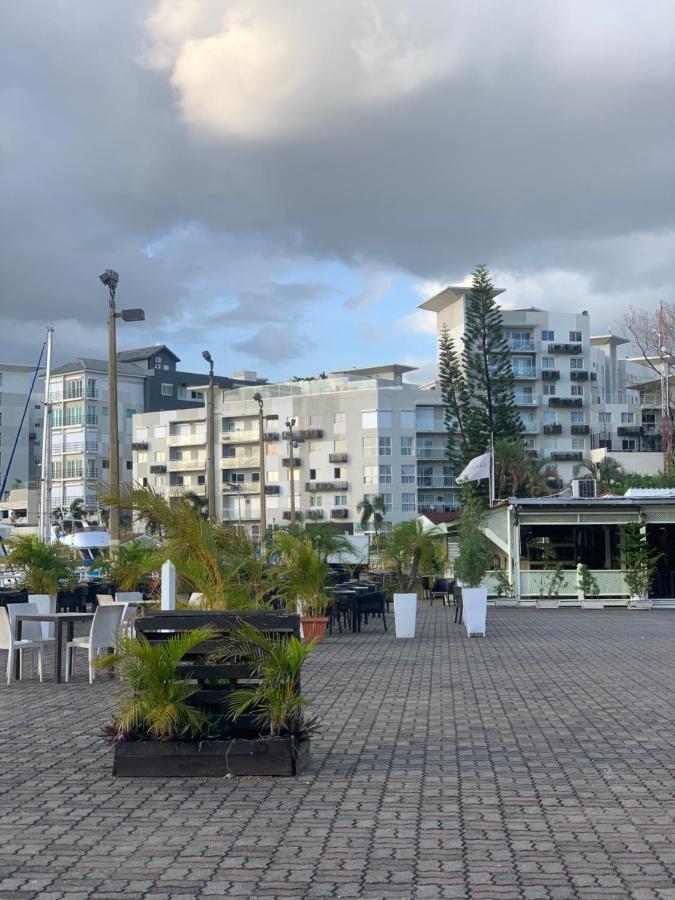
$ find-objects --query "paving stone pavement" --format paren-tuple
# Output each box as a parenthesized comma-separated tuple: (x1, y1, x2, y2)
(0, 606, 674, 900)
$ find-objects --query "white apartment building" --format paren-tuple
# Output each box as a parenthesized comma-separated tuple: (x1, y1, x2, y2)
(134, 365, 459, 537)
(48, 358, 147, 514)
(420, 287, 648, 485)
(0, 363, 43, 496)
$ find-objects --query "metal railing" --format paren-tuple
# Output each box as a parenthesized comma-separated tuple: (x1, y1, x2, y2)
(513, 368, 538, 379)
(416, 476, 457, 488)
(508, 340, 536, 352)
(416, 448, 448, 459)
(167, 433, 207, 446)
(169, 459, 207, 471)
(515, 395, 541, 406)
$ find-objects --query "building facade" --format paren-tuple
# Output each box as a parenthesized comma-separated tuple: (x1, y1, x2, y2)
(134, 366, 460, 537)
(0, 363, 43, 496)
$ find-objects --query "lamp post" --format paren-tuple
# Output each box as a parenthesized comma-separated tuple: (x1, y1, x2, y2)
(285, 417, 297, 524)
(99, 269, 145, 550)
(253, 392, 266, 543)
(202, 350, 216, 523)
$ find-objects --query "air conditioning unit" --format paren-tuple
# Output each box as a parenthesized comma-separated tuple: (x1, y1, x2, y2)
(571, 477, 597, 499)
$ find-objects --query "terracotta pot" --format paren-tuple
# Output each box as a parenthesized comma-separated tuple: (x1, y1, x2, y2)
(301, 616, 328, 643)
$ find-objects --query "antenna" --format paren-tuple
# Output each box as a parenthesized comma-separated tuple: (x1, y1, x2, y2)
(658, 301, 671, 478)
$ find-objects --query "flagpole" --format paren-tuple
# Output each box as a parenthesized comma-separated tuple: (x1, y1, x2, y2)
(489, 433, 495, 508)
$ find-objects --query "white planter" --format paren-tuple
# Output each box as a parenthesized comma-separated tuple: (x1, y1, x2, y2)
(463, 587, 487, 637)
(580, 599, 604, 610)
(494, 598, 518, 608)
(536, 598, 560, 609)
(393, 593, 417, 638)
(627, 595, 652, 610)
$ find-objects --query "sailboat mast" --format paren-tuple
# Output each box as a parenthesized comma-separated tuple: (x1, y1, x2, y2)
(38, 326, 54, 543)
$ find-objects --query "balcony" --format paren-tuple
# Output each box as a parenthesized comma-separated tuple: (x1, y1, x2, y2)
(222, 510, 260, 522)
(526, 449, 539, 460)
(548, 343, 582, 354)
(513, 368, 538, 380)
(521, 421, 540, 434)
(571, 424, 590, 435)
(418, 503, 460, 514)
(220, 430, 260, 444)
(169, 459, 206, 471)
(264, 484, 280, 495)
(132, 441, 149, 451)
(543, 423, 562, 435)
(617, 425, 641, 436)
(570, 370, 589, 381)
(282, 458, 302, 467)
(168, 486, 206, 498)
(85, 389, 99, 400)
(168, 433, 206, 446)
(282, 428, 324, 441)
(150, 464, 167, 474)
(305, 508, 324, 520)
(550, 451, 583, 461)
(416, 448, 448, 459)
(305, 480, 349, 492)
(85, 415, 98, 426)
(541, 370, 560, 381)
(330, 508, 349, 519)
(264, 432, 280, 442)
(329, 452, 348, 464)
(514, 395, 540, 407)
(549, 397, 583, 408)
(641, 423, 657, 435)
(507, 340, 536, 352)
(221, 455, 259, 468)
(416, 476, 457, 488)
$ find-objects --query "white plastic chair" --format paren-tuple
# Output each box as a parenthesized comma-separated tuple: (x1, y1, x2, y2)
(65, 604, 124, 684)
(29, 595, 56, 639)
(0, 605, 47, 684)
(96, 594, 116, 606)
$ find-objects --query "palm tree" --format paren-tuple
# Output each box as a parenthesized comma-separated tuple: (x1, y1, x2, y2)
(380, 520, 446, 591)
(357, 494, 386, 549)
(272, 531, 331, 618)
(495, 438, 550, 498)
(5, 535, 79, 596)
(181, 490, 209, 519)
(304, 523, 355, 563)
(579, 456, 623, 495)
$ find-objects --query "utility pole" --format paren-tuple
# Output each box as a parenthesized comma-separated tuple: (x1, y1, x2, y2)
(253, 392, 266, 543)
(658, 301, 672, 479)
(286, 417, 296, 524)
(202, 351, 216, 522)
(99, 269, 144, 550)
(38, 326, 54, 543)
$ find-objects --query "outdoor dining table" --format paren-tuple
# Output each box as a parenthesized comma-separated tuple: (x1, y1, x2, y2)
(14, 612, 94, 684)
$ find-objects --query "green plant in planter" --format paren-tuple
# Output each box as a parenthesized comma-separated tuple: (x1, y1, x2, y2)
(578, 563, 599, 598)
(379, 519, 446, 592)
(623, 524, 662, 599)
(493, 568, 514, 598)
(97, 626, 216, 740)
(4, 535, 79, 595)
(453, 492, 490, 588)
(91, 539, 165, 592)
(273, 532, 331, 617)
(216, 622, 319, 739)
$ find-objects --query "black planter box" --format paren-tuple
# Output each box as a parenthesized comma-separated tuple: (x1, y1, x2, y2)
(113, 736, 310, 778)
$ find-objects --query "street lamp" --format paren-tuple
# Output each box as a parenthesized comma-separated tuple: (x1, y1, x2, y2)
(202, 350, 216, 523)
(285, 417, 297, 524)
(99, 269, 145, 550)
(252, 392, 266, 543)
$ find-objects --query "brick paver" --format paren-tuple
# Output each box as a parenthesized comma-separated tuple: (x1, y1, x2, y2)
(0, 607, 674, 899)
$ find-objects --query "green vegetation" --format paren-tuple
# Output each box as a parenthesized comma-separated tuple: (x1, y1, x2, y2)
(5, 535, 79, 595)
(453, 492, 490, 588)
(380, 519, 446, 592)
(623, 524, 662, 599)
(273, 531, 331, 617)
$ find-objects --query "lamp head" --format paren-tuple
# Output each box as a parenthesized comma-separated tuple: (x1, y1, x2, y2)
(202, 350, 213, 365)
(99, 269, 119, 289)
(120, 308, 145, 322)
(252, 392, 263, 409)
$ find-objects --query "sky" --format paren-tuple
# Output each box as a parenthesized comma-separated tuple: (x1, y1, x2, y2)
(1, 0, 674, 384)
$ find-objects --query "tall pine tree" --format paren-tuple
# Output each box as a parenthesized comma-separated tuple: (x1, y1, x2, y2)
(462, 265, 522, 459)
(438, 323, 469, 472)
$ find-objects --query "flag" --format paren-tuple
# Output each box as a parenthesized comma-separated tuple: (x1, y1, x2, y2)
(456, 451, 491, 484)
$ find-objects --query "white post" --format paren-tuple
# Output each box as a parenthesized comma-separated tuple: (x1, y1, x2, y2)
(38, 326, 54, 543)
(161, 560, 176, 610)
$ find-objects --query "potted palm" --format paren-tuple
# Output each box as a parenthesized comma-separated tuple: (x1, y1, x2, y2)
(624, 524, 661, 609)
(380, 519, 446, 637)
(4, 534, 79, 597)
(453, 493, 490, 636)
(273, 532, 331, 642)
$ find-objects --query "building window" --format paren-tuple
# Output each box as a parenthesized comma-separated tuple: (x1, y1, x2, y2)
(155, 451, 166, 462)
(571, 385, 583, 397)
(543, 384, 556, 396)
(334, 495, 347, 506)
(571, 411, 585, 424)
(102, 459, 109, 469)
(334, 412, 346, 427)
(543, 411, 557, 424)
(309, 495, 322, 507)
(334, 467, 341, 478)
(125, 460, 133, 470)
(154, 356, 162, 369)
(621, 412, 635, 424)
(362, 436, 377, 456)
(309, 468, 317, 480)
(401, 464, 415, 484)
(541, 356, 556, 369)
(308, 441, 322, 453)
(572, 439, 585, 450)
(402, 492, 416, 513)
(363, 465, 377, 484)
(126, 409, 136, 419)
(622, 439, 636, 451)
(52, 409, 63, 427)
(400, 410, 415, 429)
(570, 358, 584, 369)
(543, 439, 558, 450)
(401, 436, 414, 456)
(381, 493, 392, 513)
(161, 383, 174, 396)
(599, 412, 612, 424)
(137, 452, 148, 464)
(542, 330, 554, 341)
(101, 406, 108, 417)
(309, 415, 321, 426)
(378, 436, 392, 456)
(569, 330, 582, 342)
(379, 464, 392, 484)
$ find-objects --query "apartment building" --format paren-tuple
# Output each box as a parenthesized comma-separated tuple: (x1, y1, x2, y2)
(0, 364, 43, 495)
(45, 348, 265, 518)
(134, 365, 459, 537)
(420, 287, 648, 484)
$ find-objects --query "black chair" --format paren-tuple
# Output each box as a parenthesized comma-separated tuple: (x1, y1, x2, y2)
(453, 584, 463, 624)
(421, 576, 432, 603)
(430, 577, 454, 607)
(0, 588, 28, 609)
(355, 589, 387, 632)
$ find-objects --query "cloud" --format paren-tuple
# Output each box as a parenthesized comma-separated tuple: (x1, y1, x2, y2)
(232, 325, 310, 365)
(396, 310, 437, 335)
(345, 275, 392, 311)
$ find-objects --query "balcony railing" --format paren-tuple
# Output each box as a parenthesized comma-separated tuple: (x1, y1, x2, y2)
(416, 448, 448, 459)
(132, 441, 149, 451)
(168, 433, 207, 446)
(222, 510, 260, 522)
(305, 509, 324, 520)
(550, 451, 583, 461)
(549, 397, 583, 408)
(521, 421, 540, 433)
(305, 480, 348, 492)
(541, 370, 560, 381)
(571, 424, 590, 435)
(416, 476, 457, 488)
(86, 415, 98, 426)
(221, 455, 259, 468)
(264, 484, 280, 495)
(329, 452, 349, 464)
(570, 370, 589, 381)
(330, 508, 349, 519)
(514, 395, 540, 407)
(282, 458, 302, 467)
(507, 340, 536, 352)
(543, 423, 562, 435)
(150, 464, 167, 474)
(617, 425, 641, 436)
(168, 486, 206, 498)
(220, 430, 260, 444)
(548, 343, 582, 354)
(169, 459, 206, 471)
(418, 503, 460, 514)
(513, 368, 538, 380)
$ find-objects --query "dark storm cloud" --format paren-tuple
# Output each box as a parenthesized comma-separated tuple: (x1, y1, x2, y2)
(1, 0, 674, 367)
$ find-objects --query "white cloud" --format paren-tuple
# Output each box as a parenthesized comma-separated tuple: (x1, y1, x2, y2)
(396, 310, 437, 335)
